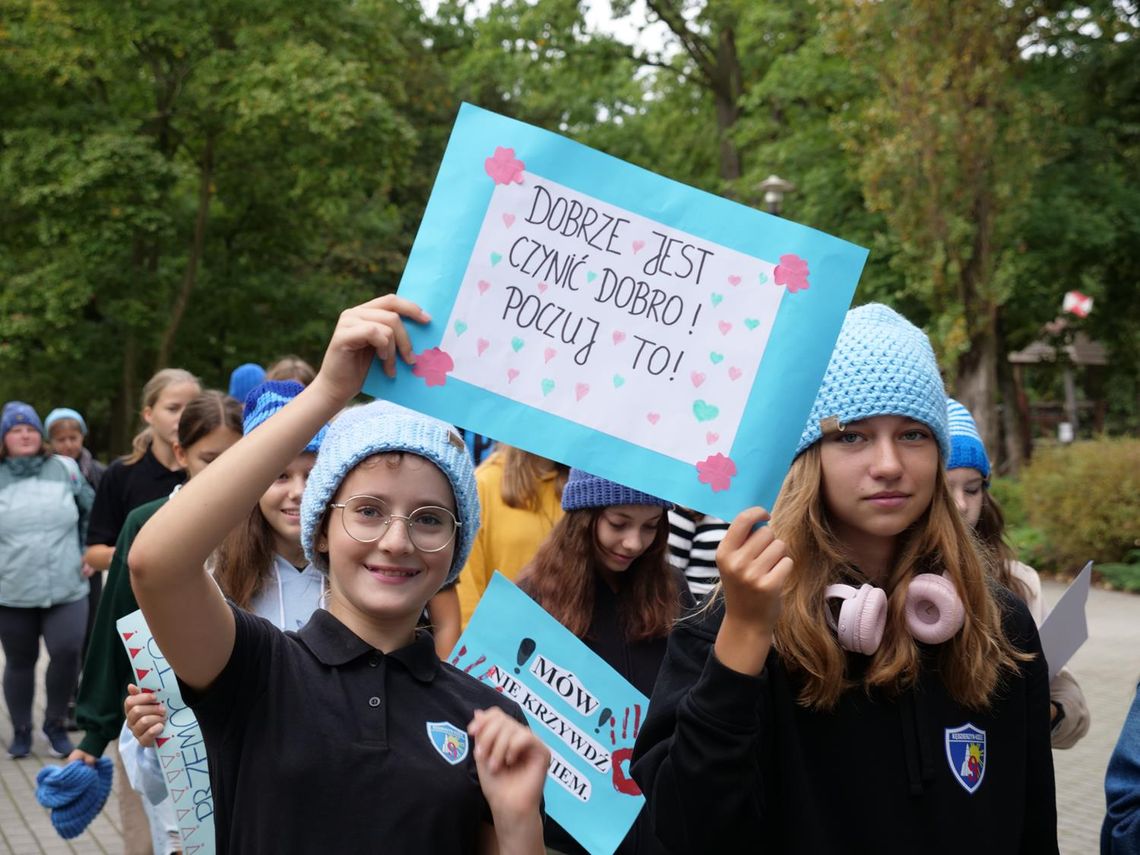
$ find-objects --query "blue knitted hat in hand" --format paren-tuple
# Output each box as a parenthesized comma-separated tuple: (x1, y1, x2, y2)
(243, 380, 326, 453)
(44, 408, 88, 436)
(946, 398, 990, 480)
(300, 401, 479, 583)
(1, 401, 44, 438)
(794, 304, 950, 461)
(561, 468, 672, 512)
(36, 758, 113, 840)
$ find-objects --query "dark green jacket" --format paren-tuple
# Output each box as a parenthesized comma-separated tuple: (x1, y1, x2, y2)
(76, 496, 167, 756)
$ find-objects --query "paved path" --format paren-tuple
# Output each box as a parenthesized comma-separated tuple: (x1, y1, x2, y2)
(1, 583, 1136, 853)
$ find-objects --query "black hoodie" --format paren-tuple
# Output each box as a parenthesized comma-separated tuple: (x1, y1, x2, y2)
(630, 591, 1058, 854)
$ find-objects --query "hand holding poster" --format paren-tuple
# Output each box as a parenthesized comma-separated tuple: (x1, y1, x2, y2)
(451, 573, 647, 855)
(366, 103, 868, 519)
(116, 610, 215, 855)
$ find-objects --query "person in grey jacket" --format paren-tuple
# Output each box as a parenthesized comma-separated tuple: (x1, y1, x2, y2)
(0, 401, 94, 758)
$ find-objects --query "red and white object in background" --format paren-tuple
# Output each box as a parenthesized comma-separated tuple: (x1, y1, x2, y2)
(1062, 290, 1094, 318)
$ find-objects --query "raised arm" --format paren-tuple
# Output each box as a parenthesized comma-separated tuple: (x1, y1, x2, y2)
(129, 296, 429, 690)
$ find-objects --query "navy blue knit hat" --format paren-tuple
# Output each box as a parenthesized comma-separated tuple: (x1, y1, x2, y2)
(946, 398, 990, 480)
(36, 758, 113, 840)
(243, 380, 326, 453)
(795, 304, 950, 460)
(561, 468, 671, 511)
(300, 401, 479, 583)
(1, 401, 44, 438)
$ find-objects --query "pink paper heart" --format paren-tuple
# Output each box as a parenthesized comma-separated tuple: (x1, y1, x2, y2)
(612, 331, 626, 345)
(477, 280, 491, 295)
(728, 275, 742, 286)
(718, 320, 733, 335)
(632, 240, 646, 254)
(503, 213, 516, 228)
(537, 282, 549, 294)
(544, 347, 556, 363)
(477, 338, 490, 356)
(691, 371, 706, 388)
(728, 366, 743, 381)
(507, 368, 520, 383)
(646, 412, 661, 425)
(575, 383, 590, 401)
(706, 432, 720, 445)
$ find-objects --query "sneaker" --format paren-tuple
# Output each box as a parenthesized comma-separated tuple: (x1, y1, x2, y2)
(42, 721, 74, 758)
(7, 726, 32, 759)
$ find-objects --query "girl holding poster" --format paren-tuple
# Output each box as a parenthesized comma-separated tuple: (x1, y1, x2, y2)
(631, 304, 1057, 854)
(518, 468, 692, 855)
(129, 296, 548, 854)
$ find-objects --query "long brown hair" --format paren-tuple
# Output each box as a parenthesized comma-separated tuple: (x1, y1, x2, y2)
(213, 506, 277, 611)
(518, 508, 679, 642)
(125, 368, 201, 464)
(974, 489, 1033, 602)
(176, 391, 242, 451)
(768, 444, 1025, 711)
(491, 445, 568, 510)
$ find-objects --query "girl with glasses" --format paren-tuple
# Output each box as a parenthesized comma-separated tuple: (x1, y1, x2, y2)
(128, 296, 548, 854)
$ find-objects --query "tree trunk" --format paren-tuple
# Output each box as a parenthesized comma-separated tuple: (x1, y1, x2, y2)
(996, 316, 1026, 475)
(953, 315, 1000, 465)
(155, 134, 214, 371)
(712, 26, 742, 182)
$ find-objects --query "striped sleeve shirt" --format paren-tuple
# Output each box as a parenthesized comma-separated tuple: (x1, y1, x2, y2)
(668, 509, 729, 601)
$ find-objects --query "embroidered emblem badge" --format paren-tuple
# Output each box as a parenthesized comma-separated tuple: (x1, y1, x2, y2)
(945, 723, 986, 794)
(426, 721, 469, 765)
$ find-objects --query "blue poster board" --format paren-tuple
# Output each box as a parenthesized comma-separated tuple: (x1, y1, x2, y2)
(366, 103, 867, 517)
(450, 574, 648, 855)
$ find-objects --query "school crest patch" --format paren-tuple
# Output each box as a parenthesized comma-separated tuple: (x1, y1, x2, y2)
(945, 723, 986, 794)
(426, 721, 469, 766)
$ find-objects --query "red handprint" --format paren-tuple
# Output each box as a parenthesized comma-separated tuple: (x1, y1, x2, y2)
(608, 705, 643, 796)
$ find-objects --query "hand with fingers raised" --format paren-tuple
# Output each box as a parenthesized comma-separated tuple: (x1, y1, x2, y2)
(713, 507, 794, 677)
(123, 684, 166, 748)
(469, 707, 548, 850)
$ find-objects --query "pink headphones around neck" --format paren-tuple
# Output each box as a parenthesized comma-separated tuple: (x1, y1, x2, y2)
(824, 574, 966, 655)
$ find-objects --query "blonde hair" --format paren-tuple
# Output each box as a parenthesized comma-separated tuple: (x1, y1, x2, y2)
(490, 445, 568, 510)
(765, 444, 1025, 710)
(266, 356, 315, 386)
(124, 368, 201, 464)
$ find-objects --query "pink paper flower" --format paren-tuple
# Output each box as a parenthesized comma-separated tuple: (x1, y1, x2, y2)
(412, 347, 454, 387)
(773, 254, 810, 293)
(696, 453, 737, 493)
(484, 147, 526, 185)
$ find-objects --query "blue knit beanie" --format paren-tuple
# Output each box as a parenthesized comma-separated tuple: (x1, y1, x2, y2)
(795, 304, 950, 461)
(36, 758, 113, 840)
(229, 362, 267, 404)
(946, 398, 990, 480)
(243, 381, 326, 453)
(1, 401, 44, 438)
(561, 468, 672, 512)
(300, 401, 479, 582)
(44, 408, 88, 436)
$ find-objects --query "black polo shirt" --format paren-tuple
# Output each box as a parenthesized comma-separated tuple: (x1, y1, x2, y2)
(86, 448, 185, 546)
(182, 604, 527, 854)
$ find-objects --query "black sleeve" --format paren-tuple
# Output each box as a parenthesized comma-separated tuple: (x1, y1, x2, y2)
(1001, 593, 1059, 854)
(631, 603, 770, 852)
(86, 459, 127, 547)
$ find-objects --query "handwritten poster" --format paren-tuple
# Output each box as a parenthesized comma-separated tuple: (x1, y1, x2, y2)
(366, 103, 868, 518)
(450, 574, 648, 855)
(117, 610, 215, 855)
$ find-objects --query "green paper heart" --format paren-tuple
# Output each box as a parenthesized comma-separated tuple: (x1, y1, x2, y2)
(586, 271, 598, 283)
(612, 374, 625, 388)
(758, 272, 769, 285)
(541, 378, 556, 396)
(490, 252, 503, 266)
(454, 321, 468, 336)
(744, 318, 760, 330)
(710, 293, 724, 307)
(709, 352, 724, 364)
(693, 400, 720, 422)
(511, 337, 525, 352)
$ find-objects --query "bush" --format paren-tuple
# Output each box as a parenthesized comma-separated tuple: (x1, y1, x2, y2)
(1021, 437, 1140, 572)
(989, 476, 1026, 529)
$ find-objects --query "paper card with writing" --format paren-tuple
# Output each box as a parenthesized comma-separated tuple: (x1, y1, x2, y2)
(450, 573, 648, 855)
(365, 102, 868, 517)
(117, 610, 216, 855)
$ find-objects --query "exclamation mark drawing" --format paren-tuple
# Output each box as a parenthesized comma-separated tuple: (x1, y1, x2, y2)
(514, 637, 536, 674)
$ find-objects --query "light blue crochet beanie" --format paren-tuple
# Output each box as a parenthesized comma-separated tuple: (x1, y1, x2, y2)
(946, 398, 990, 480)
(795, 304, 950, 460)
(300, 401, 479, 582)
(44, 408, 88, 436)
(36, 758, 113, 840)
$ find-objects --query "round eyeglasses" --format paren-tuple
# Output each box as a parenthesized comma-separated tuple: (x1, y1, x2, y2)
(328, 495, 460, 553)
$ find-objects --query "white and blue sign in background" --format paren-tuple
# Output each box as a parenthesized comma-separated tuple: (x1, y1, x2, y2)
(450, 574, 648, 855)
(366, 103, 868, 517)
